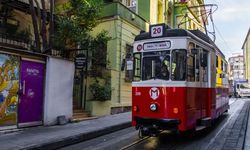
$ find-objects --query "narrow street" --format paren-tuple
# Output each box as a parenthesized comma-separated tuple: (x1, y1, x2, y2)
(61, 98, 249, 150)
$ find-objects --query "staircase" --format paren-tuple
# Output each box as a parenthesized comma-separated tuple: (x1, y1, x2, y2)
(71, 104, 97, 122)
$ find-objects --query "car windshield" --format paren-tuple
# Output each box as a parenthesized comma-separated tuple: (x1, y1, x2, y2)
(240, 84, 250, 89)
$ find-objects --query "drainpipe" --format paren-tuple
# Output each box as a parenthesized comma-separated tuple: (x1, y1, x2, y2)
(118, 18, 123, 104)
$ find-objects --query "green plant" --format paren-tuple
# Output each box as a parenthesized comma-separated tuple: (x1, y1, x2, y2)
(89, 79, 111, 101)
(91, 30, 111, 67)
(53, 0, 104, 50)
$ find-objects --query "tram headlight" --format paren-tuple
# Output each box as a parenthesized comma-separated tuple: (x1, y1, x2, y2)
(133, 106, 138, 112)
(150, 103, 157, 112)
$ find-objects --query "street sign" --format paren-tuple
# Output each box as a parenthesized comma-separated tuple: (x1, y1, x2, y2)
(75, 54, 86, 69)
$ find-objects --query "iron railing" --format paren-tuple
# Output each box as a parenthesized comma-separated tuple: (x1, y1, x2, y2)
(0, 32, 33, 50)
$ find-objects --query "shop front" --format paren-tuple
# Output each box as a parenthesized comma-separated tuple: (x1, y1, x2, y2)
(0, 51, 45, 128)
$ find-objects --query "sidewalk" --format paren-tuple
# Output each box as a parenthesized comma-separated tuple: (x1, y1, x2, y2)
(245, 101, 250, 150)
(0, 112, 131, 150)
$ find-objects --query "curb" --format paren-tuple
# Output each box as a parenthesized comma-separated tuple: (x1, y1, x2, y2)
(22, 121, 132, 150)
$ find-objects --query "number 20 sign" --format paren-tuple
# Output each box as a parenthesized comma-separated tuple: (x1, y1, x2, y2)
(150, 25, 164, 37)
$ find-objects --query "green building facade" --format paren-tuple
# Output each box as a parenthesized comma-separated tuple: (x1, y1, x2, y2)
(86, 1, 147, 116)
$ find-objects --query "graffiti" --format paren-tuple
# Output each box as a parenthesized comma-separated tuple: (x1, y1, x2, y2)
(0, 54, 19, 126)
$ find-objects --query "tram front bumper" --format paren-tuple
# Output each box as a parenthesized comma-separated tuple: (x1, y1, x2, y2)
(134, 116, 181, 130)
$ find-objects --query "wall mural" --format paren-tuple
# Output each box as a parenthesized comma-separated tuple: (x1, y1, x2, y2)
(0, 54, 19, 126)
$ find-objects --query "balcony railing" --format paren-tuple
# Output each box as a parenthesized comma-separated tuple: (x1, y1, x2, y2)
(0, 32, 33, 50)
(101, 2, 146, 31)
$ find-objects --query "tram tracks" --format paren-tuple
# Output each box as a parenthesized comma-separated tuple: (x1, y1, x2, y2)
(119, 136, 150, 150)
(120, 99, 245, 150)
(119, 131, 179, 150)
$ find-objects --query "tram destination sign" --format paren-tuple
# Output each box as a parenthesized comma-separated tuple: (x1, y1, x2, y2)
(143, 41, 171, 50)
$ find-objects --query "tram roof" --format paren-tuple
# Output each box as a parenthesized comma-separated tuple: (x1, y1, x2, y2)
(135, 28, 225, 59)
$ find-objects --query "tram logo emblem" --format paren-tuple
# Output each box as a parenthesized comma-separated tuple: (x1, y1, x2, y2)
(149, 87, 160, 100)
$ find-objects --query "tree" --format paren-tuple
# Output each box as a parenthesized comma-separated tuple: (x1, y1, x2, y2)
(28, 0, 48, 52)
(41, 0, 48, 51)
(53, 0, 106, 50)
(28, 0, 40, 52)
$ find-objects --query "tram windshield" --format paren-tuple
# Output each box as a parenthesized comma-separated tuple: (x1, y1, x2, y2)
(142, 51, 170, 80)
(140, 50, 186, 81)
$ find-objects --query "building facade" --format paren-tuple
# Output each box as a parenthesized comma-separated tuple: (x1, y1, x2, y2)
(242, 28, 250, 82)
(174, 0, 206, 31)
(88, 1, 147, 115)
(0, 0, 75, 128)
(228, 55, 244, 81)
(55, 0, 208, 117)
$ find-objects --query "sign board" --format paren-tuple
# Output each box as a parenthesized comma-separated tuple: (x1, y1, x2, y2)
(126, 60, 133, 70)
(143, 41, 171, 50)
(150, 24, 165, 37)
(75, 54, 86, 69)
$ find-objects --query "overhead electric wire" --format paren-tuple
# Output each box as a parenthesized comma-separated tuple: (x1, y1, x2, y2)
(177, 2, 235, 58)
(213, 24, 235, 57)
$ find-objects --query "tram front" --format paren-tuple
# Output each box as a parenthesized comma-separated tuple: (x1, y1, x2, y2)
(132, 25, 188, 137)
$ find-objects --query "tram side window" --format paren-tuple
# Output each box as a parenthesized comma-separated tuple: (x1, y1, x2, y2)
(133, 53, 141, 81)
(171, 49, 186, 81)
(195, 52, 200, 82)
(200, 50, 208, 82)
(221, 61, 224, 71)
(187, 54, 195, 82)
(216, 56, 218, 68)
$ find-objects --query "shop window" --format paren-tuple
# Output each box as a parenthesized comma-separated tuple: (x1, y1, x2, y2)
(133, 53, 141, 81)
(122, 0, 137, 12)
(125, 44, 133, 82)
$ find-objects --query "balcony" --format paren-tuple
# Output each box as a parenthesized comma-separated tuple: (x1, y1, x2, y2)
(101, 2, 146, 30)
(0, 32, 33, 50)
(128, 5, 136, 13)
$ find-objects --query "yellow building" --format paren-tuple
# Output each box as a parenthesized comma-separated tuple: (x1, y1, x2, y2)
(242, 28, 250, 82)
(174, 0, 206, 31)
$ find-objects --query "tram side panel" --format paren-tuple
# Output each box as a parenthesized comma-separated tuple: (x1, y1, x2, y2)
(214, 55, 229, 118)
(209, 51, 217, 119)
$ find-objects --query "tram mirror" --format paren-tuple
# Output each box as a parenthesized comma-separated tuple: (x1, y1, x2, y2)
(191, 48, 198, 55)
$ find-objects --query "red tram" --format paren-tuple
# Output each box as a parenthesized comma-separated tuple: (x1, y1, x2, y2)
(132, 24, 229, 137)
